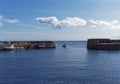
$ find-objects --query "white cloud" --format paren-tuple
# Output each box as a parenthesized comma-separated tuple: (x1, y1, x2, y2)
(5, 19, 19, 24)
(61, 17, 87, 27)
(0, 15, 19, 28)
(36, 16, 61, 28)
(90, 19, 120, 29)
(35, 16, 87, 28)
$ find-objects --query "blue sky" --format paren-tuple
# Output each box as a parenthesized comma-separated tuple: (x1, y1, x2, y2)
(0, 0, 120, 41)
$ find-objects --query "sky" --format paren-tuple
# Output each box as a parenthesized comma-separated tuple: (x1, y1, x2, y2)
(1, 0, 120, 41)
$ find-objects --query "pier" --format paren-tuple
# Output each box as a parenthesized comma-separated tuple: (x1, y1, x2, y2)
(87, 39, 120, 50)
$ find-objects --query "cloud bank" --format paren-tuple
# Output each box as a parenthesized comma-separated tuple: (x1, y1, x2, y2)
(0, 15, 19, 27)
(36, 16, 120, 29)
(90, 19, 120, 29)
(1, 15, 120, 30)
(35, 16, 87, 28)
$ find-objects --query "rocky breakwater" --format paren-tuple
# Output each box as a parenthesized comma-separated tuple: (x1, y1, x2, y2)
(0, 41, 56, 51)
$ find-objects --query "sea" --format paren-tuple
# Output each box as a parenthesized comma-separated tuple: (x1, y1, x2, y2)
(0, 41, 120, 84)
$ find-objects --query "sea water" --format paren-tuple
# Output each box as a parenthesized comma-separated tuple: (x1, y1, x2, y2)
(0, 41, 120, 84)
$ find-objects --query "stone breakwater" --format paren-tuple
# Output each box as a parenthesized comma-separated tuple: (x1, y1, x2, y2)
(0, 41, 56, 51)
(87, 39, 120, 50)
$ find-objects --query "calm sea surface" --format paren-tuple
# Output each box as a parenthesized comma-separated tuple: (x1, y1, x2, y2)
(0, 41, 120, 84)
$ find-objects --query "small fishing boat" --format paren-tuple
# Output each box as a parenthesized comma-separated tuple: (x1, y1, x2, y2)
(4, 44, 16, 51)
(62, 44, 66, 48)
(38, 42, 46, 48)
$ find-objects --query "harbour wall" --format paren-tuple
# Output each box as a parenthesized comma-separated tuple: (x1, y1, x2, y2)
(87, 39, 120, 50)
